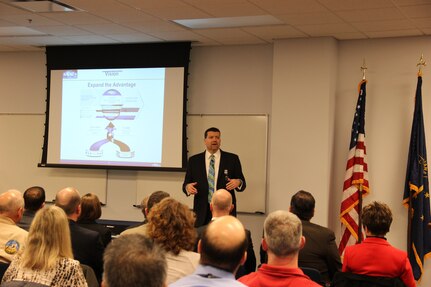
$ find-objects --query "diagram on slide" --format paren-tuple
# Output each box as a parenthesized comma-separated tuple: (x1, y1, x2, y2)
(86, 89, 137, 158)
(59, 68, 165, 166)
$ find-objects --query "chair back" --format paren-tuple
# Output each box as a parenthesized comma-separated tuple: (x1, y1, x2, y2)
(332, 272, 406, 287)
(0, 262, 10, 281)
(300, 267, 324, 285)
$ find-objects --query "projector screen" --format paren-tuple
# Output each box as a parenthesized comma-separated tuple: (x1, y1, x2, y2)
(40, 42, 191, 170)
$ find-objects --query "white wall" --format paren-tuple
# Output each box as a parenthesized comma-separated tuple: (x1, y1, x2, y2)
(1, 36, 431, 285)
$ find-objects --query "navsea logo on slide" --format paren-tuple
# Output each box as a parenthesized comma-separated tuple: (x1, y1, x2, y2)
(63, 70, 78, 79)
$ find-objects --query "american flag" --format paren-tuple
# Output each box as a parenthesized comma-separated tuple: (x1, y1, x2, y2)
(339, 80, 370, 255)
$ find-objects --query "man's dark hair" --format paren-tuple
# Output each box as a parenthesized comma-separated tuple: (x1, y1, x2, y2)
(103, 234, 166, 287)
(200, 224, 248, 273)
(290, 190, 315, 221)
(362, 201, 392, 236)
(23, 186, 45, 211)
(204, 127, 220, 138)
(147, 191, 170, 213)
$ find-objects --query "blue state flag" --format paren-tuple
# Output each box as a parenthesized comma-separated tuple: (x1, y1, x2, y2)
(403, 75, 431, 281)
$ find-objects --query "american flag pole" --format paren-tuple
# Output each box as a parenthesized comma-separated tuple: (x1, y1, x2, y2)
(339, 79, 370, 255)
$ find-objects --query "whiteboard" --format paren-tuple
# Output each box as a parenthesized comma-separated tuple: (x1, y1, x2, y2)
(0, 114, 107, 202)
(136, 114, 268, 213)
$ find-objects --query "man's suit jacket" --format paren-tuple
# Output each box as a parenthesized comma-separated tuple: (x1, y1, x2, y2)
(342, 237, 416, 287)
(299, 220, 342, 283)
(69, 220, 104, 282)
(259, 220, 341, 284)
(183, 150, 246, 227)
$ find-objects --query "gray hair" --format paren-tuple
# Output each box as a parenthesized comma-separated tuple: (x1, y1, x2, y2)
(264, 210, 302, 257)
(103, 234, 167, 287)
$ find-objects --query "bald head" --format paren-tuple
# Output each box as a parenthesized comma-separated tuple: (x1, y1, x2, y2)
(55, 187, 81, 219)
(0, 189, 24, 223)
(210, 189, 233, 217)
(199, 215, 247, 273)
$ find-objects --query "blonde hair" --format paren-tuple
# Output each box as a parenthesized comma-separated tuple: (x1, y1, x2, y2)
(21, 205, 73, 270)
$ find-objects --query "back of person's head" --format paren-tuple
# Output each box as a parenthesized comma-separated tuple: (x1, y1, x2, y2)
(0, 189, 24, 222)
(22, 205, 73, 270)
(290, 190, 315, 221)
(55, 187, 81, 216)
(211, 189, 232, 215)
(140, 195, 149, 217)
(362, 201, 393, 236)
(78, 193, 102, 221)
(147, 197, 196, 255)
(264, 210, 302, 257)
(204, 127, 220, 138)
(146, 190, 170, 213)
(23, 186, 46, 211)
(103, 234, 167, 287)
(199, 215, 247, 273)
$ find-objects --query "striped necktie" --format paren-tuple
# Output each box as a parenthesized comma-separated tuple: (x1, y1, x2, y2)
(207, 154, 215, 203)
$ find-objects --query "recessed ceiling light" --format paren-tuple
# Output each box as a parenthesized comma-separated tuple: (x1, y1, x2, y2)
(173, 15, 283, 29)
(0, 26, 46, 36)
(9, 0, 80, 13)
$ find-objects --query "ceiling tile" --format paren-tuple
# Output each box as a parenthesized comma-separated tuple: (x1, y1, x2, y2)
(61, 34, 121, 44)
(75, 23, 140, 35)
(181, 1, 266, 17)
(37, 12, 110, 25)
(103, 33, 162, 43)
(336, 7, 405, 22)
(412, 17, 431, 28)
(317, 0, 395, 11)
(399, 4, 431, 18)
(30, 25, 92, 36)
(331, 31, 368, 40)
(243, 25, 307, 40)
(297, 22, 358, 36)
(250, 0, 329, 14)
(365, 29, 424, 38)
(352, 19, 416, 32)
(276, 11, 342, 25)
(194, 27, 266, 43)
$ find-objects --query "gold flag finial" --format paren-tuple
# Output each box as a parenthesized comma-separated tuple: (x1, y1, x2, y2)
(361, 59, 367, 80)
(417, 54, 426, 76)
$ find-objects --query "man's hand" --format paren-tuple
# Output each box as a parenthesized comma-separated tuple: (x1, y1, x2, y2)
(186, 182, 198, 195)
(226, 178, 241, 191)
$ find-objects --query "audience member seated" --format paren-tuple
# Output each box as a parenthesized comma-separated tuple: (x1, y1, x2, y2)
(196, 189, 256, 278)
(342, 201, 416, 287)
(55, 187, 104, 283)
(102, 234, 167, 287)
(0, 190, 27, 264)
(77, 193, 112, 247)
(121, 190, 170, 237)
(147, 198, 199, 284)
(124, 194, 149, 230)
(17, 186, 45, 231)
(169, 216, 248, 287)
(1, 206, 87, 287)
(260, 190, 341, 285)
(239, 210, 321, 287)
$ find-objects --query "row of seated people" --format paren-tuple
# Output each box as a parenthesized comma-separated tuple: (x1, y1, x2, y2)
(0, 186, 417, 287)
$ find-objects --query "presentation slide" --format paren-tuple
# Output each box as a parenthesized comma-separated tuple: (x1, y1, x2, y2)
(47, 67, 184, 168)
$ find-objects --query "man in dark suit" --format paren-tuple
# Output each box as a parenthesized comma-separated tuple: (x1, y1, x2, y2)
(260, 190, 341, 285)
(55, 187, 104, 283)
(17, 186, 45, 231)
(183, 127, 246, 227)
(195, 189, 256, 278)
